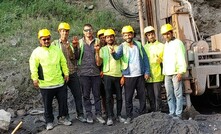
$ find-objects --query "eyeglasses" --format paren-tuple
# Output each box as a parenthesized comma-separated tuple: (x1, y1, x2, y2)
(83, 29, 92, 32)
(41, 37, 51, 41)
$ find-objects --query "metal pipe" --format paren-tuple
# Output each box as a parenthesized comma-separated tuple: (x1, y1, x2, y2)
(137, 0, 145, 45)
(11, 121, 23, 134)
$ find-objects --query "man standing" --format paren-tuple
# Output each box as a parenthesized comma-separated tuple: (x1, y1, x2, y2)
(78, 24, 105, 124)
(95, 29, 125, 126)
(161, 24, 187, 119)
(143, 26, 164, 112)
(29, 29, 71, 130)
(51, 22, 86, 123)
(111, 25, 150, 124)
(97, 28, 107, 117)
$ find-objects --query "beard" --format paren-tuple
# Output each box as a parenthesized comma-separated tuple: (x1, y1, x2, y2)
(125, 38, 132, 43)
(107, 39, 114, 45)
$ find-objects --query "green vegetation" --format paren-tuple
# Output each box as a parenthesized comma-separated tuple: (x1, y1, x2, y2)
(0, 0, 128, 62)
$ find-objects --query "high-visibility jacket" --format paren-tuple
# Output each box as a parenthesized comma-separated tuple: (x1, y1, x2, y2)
(163, 38, 187, 75)
(144, 40, 164, 82)
(112, 40, 150, 76)
(29, 45, 69, 88)
(99, 45, 122, 77)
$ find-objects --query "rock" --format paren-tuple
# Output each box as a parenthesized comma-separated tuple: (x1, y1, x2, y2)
(10, 38, 19, 47)
(88, 5, 94, 10)
(29, 109, 44, 115)
(17, 109, 26, 116)
(196, 0, 204, 3)
(84, 5, 87, 9)
(7, 108, 16, 118)
(0, 109, 11, 131)
(2, 86, 19, 103)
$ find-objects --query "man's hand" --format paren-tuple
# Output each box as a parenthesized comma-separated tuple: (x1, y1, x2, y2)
(33, 80, 39, 89)
(144, 74, 150, 80)
(94, 44, 100, 53)
(109, 46, 115, 53)
(156, 56, 162, 63)
(64, 75, 69, 83)
(176, 73, 182, 81)
(72, 36, 79, 48)
(100, 71, 104, 78)
(120, 76, 125, 87)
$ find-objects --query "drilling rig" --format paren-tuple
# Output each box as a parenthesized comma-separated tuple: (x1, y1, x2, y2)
(110, 0, 221, 113)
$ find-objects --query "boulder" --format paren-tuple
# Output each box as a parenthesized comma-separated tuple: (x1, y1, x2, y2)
(0, 109, 11, 131)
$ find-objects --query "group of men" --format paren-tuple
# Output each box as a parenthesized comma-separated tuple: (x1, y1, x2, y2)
(29, 22, 186, 130)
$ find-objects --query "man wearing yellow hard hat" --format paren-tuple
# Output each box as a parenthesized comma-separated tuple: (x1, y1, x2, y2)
(111, 25, 150, 124)
(143, 26, 164, 112)
(161, 24, 187, 119)
(29, 29, 70, 130)
(51, 22, 86, 123)
(95, 29, 126, 126)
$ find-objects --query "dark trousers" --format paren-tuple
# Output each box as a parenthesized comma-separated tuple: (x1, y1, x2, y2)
(40, 85, 68, 123)
(67, 72, 84, 116)
(100, 78, 106, 113)
(124, 76, 146, 118)
(145, 82, 162, 112)
(79, 76, 102, 117)
(103, 75, 123, 118)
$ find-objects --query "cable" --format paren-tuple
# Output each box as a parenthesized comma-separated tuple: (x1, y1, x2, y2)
(109, 0, 139, 18)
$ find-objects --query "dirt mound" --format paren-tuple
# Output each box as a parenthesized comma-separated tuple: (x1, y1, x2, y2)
(113, 112, 200, 134)
(113, 112, 221, 134)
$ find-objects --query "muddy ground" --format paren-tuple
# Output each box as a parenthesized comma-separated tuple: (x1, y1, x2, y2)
(1, 0, 221, 134)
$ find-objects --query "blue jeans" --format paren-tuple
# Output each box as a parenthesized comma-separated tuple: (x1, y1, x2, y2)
(164, 75, 183, 116)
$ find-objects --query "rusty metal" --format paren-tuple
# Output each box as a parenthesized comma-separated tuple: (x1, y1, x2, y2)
(145, 0, 154, 26)
(137, 0, 145, 45)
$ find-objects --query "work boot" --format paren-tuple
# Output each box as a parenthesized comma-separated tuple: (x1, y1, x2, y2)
(96, 115, 105, 124)
(58, 116, 72, 126)
(76, 115, 87, 123)
(106, 118, 113, 126)
(46, 123, 54, 130)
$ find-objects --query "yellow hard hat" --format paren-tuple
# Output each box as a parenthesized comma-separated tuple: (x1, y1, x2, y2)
(58, 22, 70, 31)
(97, 29, 106, 38)
(38, 29, 51, 39)
(144, 26, 155, 35)
(121, 25, 134, 34)
(161, 24, 173, 34)
(104, 29, 115, 36)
